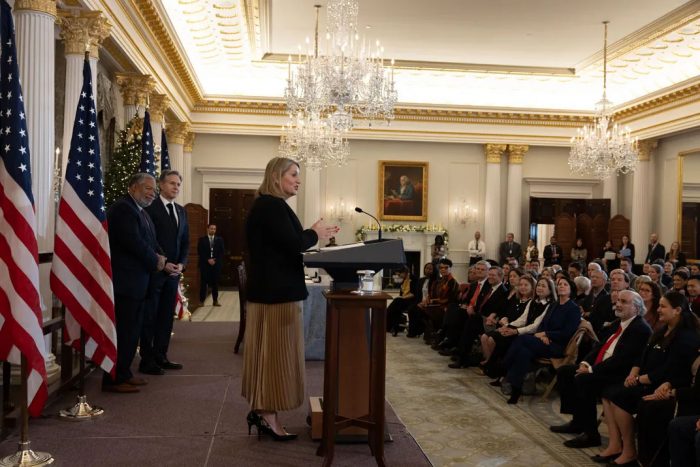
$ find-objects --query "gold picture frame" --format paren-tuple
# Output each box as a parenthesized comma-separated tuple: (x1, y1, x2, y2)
(378, 161, 428, 221)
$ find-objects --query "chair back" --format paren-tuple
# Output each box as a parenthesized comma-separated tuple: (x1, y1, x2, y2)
(237, 262, 247, 308)
(551, 320, 598, 369)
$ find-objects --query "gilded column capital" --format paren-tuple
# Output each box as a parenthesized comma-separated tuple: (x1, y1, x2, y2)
(507, 145, 529, 164)
(115, 72, 156, 107)
(184, 132, 196, 153)
(166, 122, 191, 145)
(57, 10, 111, 59)
(14, 0, 57, 16)
(637, 139, 658, 162)
(484, 144, 507, 163)
(149, 93, 170, 123)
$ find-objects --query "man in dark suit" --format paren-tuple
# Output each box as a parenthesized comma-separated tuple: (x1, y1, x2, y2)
(645, 232, 666, 264)
(498, 232, 522, 266)
(104, 173, 166, 393)
(543, 236, 562, 267)
(140, 170, 190, 374)
(448, 266, 509, 368)
(198, 223, 224, 306)
(587, 269, 614, 336)
(551, 290, 652, 449)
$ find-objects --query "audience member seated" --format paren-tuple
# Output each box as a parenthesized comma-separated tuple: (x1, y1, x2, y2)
(637, 279, 663, 332)
(574, 275, 593, 315)
(620, 257, 638, 291)
(447, 266, 508, 368)
(571, 238, 588, 264)
(598, 292, 700, 466)
(407, 263, 437, 338)
(588, 270, 615, 336)
(672, 270, 689, 296)
(588, 261, 603, 278)
(689, 275, 700, 317)
(568, 261, 583, 280)
(435, 261, 490, 351)
(690, 264, 700, 276)
(648, 263, 668, 294)
(421, 258, 459, 343)
(502, 277, 581, 404)
(481, 276, 554, 382)
(550, 290, 652, 452)
(386, 265, 420, 336)
(540, 267, 554, 281)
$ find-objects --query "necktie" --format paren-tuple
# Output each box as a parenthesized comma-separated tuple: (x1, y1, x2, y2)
(475, 240, 479, 251)
(166, 203, 178, 228)
(209, 236, 214, 257)
(469, 282, 482, 307)
(594, 325, 624, 364)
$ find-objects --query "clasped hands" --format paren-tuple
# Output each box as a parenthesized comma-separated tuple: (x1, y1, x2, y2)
(534, 332, 551, 345)
(642, 381, 674, 401)
(156, 255, 182, 277)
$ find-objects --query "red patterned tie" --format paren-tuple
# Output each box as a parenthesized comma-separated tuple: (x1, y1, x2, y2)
(594, 326, 623, 364)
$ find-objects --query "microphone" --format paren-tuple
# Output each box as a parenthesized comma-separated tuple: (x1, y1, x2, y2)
(355, 207, 382, 241)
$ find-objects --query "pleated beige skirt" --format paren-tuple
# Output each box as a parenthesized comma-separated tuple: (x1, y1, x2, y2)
(241, 301, 305, 411)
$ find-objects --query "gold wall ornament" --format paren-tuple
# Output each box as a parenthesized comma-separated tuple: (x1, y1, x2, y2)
(637, 139, 658, 162)
(14, 0, 57, 16)
(184, 132, 196, 153)
(484, 144, 507, 163)
(507, 145, 529, 164)
(115, 72, 156, 107)
(57, 9, 111, 58)
(165, 122, 191, 145)
(149, 93, 170, 123)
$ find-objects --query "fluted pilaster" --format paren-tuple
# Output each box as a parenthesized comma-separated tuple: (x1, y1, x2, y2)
(149, 93, 169, 148)
(182, 132, 195, 204)
(506, 145, 528, 243)
(165, 122, 189, 174)
(631, 140, 657, 254)
(484, 144, 507, 261)
(603, 174, 619, 216)
(116, 72, 156, 125)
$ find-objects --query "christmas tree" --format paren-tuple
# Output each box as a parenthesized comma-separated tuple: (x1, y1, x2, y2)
(104, 117, 143, 207)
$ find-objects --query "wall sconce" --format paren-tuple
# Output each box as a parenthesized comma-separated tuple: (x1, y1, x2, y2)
(453, 200, 477, 225)
(328, 198, 349, 222)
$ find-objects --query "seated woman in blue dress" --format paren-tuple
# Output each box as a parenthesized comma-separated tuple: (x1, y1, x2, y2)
(502, 276, 581, 404)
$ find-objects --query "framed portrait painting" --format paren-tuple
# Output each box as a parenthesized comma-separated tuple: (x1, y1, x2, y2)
(378, 161, 428, 221)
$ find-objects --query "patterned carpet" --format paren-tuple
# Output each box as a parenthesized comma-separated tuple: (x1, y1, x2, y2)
(385, 334, 604, 466)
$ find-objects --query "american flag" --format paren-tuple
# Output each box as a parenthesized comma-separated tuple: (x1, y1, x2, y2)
(140, 110, 155, 176)
(0, 0, 48, 417)
(161, 127, 170, 171)
(50, 56, 116, 377)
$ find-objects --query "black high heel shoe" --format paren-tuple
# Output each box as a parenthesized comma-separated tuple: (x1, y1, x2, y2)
(247, 411, 298, 441)
(507, 386, 522, 404)
(246, 411, 261, 436)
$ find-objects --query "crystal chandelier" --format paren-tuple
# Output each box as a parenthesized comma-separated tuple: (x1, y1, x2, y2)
(279, 111, 349, 170)
(280, 1, 397, 169)
(569, 21, 638, 180)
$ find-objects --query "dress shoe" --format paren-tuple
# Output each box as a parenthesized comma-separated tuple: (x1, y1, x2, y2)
(489, 379, 502, 387)
(563, 432, 602, 448)
(507, 386, 521, 404)
(212, 301, 222, 307)
(126, 377, 148, 386)
(550, 421, 582, 434)
(448, 361, 468, 369)
(438, 347, 457, 356)
(158, 360, 183, 370)
(591, 453, 622, 463)
(139, 364, 165, 375)
(102, 383, 139, 393)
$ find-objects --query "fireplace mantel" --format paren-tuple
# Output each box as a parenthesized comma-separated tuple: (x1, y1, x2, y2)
(363, 230, 445, 271)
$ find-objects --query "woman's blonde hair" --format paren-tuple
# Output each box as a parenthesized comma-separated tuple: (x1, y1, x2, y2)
(258, 157, 300, 198)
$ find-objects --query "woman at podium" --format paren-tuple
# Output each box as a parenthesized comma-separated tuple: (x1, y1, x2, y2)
(242, 157, 338, 441)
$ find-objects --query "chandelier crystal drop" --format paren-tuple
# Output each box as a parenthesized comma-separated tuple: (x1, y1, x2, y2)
(568, 22, 638, 180)
(278, 111, 349, 170)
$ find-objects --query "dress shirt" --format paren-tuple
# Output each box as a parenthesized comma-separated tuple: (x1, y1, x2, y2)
(467, 239, 485, 258)
(469, 279, 487, 307)
(583, 315, 634, 372)
(160, 194, 179, 226)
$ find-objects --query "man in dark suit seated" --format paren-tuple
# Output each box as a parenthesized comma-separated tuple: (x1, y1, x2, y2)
(448, 266, 509, 368)
(140, 170, 190, 374)
(543, 236, 562, 267)
(550, 290, 652, 449)
(103, 173, 166, 393)
(198, 223, 225, 306)
(587, 269, 615, 336)
(498, 232, 522, 266)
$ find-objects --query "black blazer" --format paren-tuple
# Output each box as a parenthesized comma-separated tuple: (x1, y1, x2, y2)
(589, 290, 614, 335)
(197, 235, 224, 270)
(498, 241, 522, 265)
(583, 316, 652, 380)
(465, 280, 492, 310)
(246, 194, 318, 303)
(645, 243, 666, 264)
(107, 195, 161, 299)
(543, 244, 562, 266)
(479, 283, 509, 317)
(145, 198, 189, 267)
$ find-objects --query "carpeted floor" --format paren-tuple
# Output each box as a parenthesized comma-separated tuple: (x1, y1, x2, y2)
(0, 321, 430, 467)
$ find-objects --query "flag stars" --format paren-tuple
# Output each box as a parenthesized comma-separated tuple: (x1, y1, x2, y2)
(5, 109, 10, 117)
(19, 146, 26, 154)
(87, 190, 94, 197)
(88, 135, 95, 141)
(81, 92, 86, 98)
(19, 112, 24, 120)
(4, 144, 9, 152)
(79, 105, 84, 111)
(19, 129, 25, 137)
(4, 127, 9, 135)
(89, 121, 95, 128)
(77, 132, 83, 139)
(18, 163, 27, 172)
(88, 162, 95, 169)
(6, 91, 11, 99)
(88, 176, 94, 183)
(76, 161, 82, 167)
(88, 149, 95, 155)
(75, 174, 81, 180)
(78, 119, 84, 125)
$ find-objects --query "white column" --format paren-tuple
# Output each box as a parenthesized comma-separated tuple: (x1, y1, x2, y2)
(303, 167, 321, 233)
(15, 0, 56, 252)
(603, 173, 619, 216)
(166, 122, 189, 175)
(182, 132, 195, 204)
(631, 141, 656, 257)
(483, 144, 506, 261)
(505, 145, 528, 243)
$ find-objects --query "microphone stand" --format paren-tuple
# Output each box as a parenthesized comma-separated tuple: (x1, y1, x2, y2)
(354, 207, 382, 241)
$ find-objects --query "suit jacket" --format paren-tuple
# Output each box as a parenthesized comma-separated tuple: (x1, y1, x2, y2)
(543, 244, 562, 266)
(537, 299, 582, 350)
(582, 316, 652, 381)
(197, 235, 224, 271)
(645, 242, 666, 263)
(145, 197, 189, 267)
(479, 283, 509, 317)
(107, 195, 161, 300)
(464, 280, 492, 309)
(246, 194, 318, 303)
(498, 241, 522, 265)
(589, 289, 614, 335)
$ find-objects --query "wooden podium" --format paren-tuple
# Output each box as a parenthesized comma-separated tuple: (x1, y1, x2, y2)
(316, 290, 391, 467)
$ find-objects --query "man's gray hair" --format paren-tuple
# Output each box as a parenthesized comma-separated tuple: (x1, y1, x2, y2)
(574, 276, 591, 294)
(476, 260, 491, 270)
(128, 172, 155, 187)
(625, 290, 647, 317)
(591, 269, 608, 281)
(611, 269, 630, 284)
(588, 262, 602, 272)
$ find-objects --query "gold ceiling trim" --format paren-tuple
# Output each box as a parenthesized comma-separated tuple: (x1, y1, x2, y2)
(614, 81, 700, 122)
(241, 0, 261, 57)
(102, 37, 137, 72)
